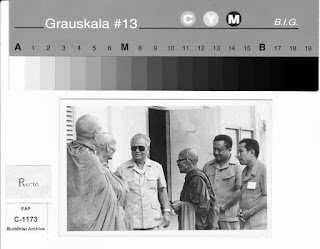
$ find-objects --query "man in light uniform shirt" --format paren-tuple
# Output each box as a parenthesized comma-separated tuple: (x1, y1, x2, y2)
(237, 138, 267, 230)
(203, 134, 243, 230)
(116, 133, 171, 230)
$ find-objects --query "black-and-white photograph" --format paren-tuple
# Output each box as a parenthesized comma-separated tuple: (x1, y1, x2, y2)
(60, 100, 271, 236)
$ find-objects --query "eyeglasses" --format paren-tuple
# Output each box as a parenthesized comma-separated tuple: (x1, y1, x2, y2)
(131, 146, 146, 152)
(176, 158, 188, 164)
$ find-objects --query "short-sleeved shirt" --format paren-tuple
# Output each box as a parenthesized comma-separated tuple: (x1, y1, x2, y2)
(116, 158, 167, 229)
(240, 160, 267, 212)
(203, 156, 243, 222)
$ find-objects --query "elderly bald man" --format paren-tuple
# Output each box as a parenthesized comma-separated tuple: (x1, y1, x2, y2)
(96, 132, 117, 164)
(96, 132, 124, 203)
(171, 148, 219, 230)
(96, 132, 133, 230)
(67, 115, 126, 231)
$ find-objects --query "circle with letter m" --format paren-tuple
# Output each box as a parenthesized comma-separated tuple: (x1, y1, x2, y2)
(226, 11, 242, 27)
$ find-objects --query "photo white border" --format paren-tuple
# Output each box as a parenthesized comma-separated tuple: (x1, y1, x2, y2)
(59, 98, 272, 238)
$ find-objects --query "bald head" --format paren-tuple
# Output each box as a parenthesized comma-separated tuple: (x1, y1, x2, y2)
(179, 148, 199, 166)
(75, 115, 102, 138)
(96, 132, 117, 163)
(101, 132, 116, 146)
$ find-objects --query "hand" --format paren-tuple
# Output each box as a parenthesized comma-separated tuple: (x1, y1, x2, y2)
(163, 211, 170, 228)
(237, 209, 245, 222)
(212, 216, 219, 230)
(217, 204, 226, 213)
(241, 210, 252, 220)
(237, 209, 251, 222)
(171, 201, 182, 211)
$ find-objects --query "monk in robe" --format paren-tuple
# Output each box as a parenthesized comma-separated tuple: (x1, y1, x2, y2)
(67, 115, 126, 231)
(171, 148, 219, 230)
(96, 132, 133, 230)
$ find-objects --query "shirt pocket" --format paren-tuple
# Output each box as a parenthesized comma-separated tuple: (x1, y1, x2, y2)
(126, 178, 137, 191)
(151, 202, 162, 220)
(222, 169, 236, 190)
(147, 175, 158, 189)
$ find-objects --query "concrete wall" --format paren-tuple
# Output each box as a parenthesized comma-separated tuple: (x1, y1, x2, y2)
(221, 106, 253, 128)
(73, 104, 269, 172)
(107, 106, 148, 171)
(168, 108, 217, 201)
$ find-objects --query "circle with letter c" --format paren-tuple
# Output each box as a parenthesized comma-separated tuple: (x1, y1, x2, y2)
(180, 11, 196, 27)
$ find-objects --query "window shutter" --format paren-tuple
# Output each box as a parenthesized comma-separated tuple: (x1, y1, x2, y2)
(66, 106, 76, 143)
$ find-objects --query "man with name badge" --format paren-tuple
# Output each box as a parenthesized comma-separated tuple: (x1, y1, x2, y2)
(116, 133, 171, 230)
(237, 138, 267, 230)
(203, 134, 243, 230)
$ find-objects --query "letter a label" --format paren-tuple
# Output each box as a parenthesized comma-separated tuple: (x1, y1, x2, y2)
(14, 43, 22, 51)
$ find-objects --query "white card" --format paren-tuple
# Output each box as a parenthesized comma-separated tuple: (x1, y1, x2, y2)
(6, 203, 48, 234)
(6, 165, 51, 199)
(247, 181, 257, 189)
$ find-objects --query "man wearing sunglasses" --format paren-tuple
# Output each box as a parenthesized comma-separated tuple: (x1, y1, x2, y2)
(116, 133, 171, 230)
(171, 148, 219, 230)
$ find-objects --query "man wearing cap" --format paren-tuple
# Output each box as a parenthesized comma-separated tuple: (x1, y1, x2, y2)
(116, 133, 171, 230)
(203, 134, 243, 230)
(237, 138, 267, 230)
(171, 148, 219, 230)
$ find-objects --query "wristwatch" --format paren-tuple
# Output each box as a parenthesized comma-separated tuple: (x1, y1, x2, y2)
(163, 208, 171, 213)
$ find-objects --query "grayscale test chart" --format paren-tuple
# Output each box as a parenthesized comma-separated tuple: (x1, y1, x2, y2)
(7, 0, 319, 91)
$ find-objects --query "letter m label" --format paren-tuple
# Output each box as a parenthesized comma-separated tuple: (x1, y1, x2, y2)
(228, 15, 240, 24)
(121, 43, 129, 51)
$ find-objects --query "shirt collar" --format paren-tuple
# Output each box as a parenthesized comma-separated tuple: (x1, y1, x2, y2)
(213, 155, 238, 170)
(243, 159, 260, 180)
(251, 159, 260, 176)
(126, 157, 152, 168)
